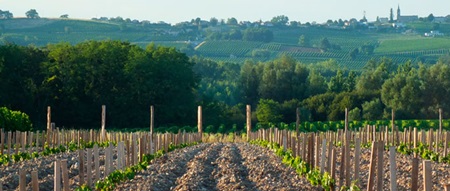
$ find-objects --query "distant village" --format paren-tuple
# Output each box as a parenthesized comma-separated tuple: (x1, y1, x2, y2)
(87, 5, 448, 37)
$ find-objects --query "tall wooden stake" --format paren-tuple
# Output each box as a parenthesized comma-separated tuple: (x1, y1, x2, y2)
(411, 157, 419, 191)
(47, 106, 51, 132)
(198, 106, 202, 140)
(101, 105, 106, 142)
(389, 146, 397, 191)
(246, 105, 251, 141)
(376, 141, 384, 191)
(19, 169, 26, 191)
(439, 108, 443, 135)
(150, 105, 154, 135)
(54, 160, 61, 191)
(354, 138, 361, 187)
(296, 107, 300, 136)
(423, 160, 432, 191)
(344, 108, 350, 187)
(367, 141, 377, 191)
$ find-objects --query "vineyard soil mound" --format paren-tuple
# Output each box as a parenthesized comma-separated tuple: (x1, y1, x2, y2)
(116, 142, 320, 191)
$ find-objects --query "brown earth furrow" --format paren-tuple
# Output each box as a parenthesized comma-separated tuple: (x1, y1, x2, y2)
(114, 143, 209, 191)
(173, 143, 223, 191)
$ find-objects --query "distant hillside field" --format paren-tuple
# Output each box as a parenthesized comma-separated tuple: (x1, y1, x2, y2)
(2, 18, 450, 70)
(376, 38, 450, 53)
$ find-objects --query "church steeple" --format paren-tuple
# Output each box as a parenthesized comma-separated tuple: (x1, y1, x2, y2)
(397, 5, 401, 21)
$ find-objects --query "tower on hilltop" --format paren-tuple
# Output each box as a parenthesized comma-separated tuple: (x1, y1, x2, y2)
(397, 5, 401, 21)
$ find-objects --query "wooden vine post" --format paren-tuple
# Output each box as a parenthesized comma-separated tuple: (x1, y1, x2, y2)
(423, 160, 432, 191)
(150, 105, 154, 135)
(61, 160, 70, 191)
(246, 105, 251, 141)
(376, 141, 384, 191)
(79, 149, 85, 185)
(296, 107, 300, 136)
(389, 146, 397, 191)
(31, 170, 39, 191)
(54, 160, 61, 191)
(345, 108, 351, 187)
(354, 138, 361, 187)
(198, 106, 203, 140)
(19, 169, 26, 191)
(411, 158, 419, 191)
(367, 141, 377, 191)
(47, 106, 51, 145)
(101, 105, 106, 142)
(438, 108, 442, 152)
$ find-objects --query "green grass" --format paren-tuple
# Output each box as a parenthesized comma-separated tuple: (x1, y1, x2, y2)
(375, 37, 450, 53)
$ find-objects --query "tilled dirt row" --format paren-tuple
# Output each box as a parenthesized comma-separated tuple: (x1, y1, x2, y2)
(116, 142, 320, 191)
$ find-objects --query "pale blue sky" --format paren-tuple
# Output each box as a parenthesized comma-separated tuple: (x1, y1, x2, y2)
(2, 0, 449, 24)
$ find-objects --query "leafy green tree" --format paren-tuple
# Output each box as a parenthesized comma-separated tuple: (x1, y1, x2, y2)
(271, 15, 289, 27)
(306, 70, 327, 96)
(328, 70, 345, 92)
(26, 9, 39, 19)
(290, 21, 299, 27)
(259, 55, 309, 102)
(381, 63, 422, 118)
(349, 48, 359, 60)
(229, 29, 242, 40)
(349, 107, 361, 121)
(298, 35, 310, 47)
(356, 58, 393, 93)
(319, 37, 331, 51)
(0, 44, 46, 125)
(256, 99, 282, 126)
(239, 61, 260, 106)
(360, 44, 374, 55)
(60, 14, 69, 19)
(344, 71, 356, 92)
(226, 17, 238, 25)
(302, 92, 336, 121)
(0, 10, 13, 19)
(418, 62, 450, 117)
(427, 14, 435, 22)
(362, 98, 383, 120)
(209, 17, 218, 26)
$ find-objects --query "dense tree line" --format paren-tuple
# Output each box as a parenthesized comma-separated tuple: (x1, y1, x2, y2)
(193, 55, 450, 128)
(2, 41, 450, 131)
(0, 41, 198, 129)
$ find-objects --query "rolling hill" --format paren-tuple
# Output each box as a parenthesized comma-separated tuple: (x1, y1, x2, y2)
(1, 18, 450, 70)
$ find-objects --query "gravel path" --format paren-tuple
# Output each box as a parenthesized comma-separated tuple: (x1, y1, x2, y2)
(116, 142, 319, 190)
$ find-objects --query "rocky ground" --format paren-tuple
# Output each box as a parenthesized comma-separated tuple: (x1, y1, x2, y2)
(1, 142, 449, 191)
(115, 142, 320, 191)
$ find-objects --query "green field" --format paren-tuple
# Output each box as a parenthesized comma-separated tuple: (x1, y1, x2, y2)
(376, 37, 450, 53)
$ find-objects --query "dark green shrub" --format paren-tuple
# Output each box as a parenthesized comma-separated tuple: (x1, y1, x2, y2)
(0, 107, 32, 131)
